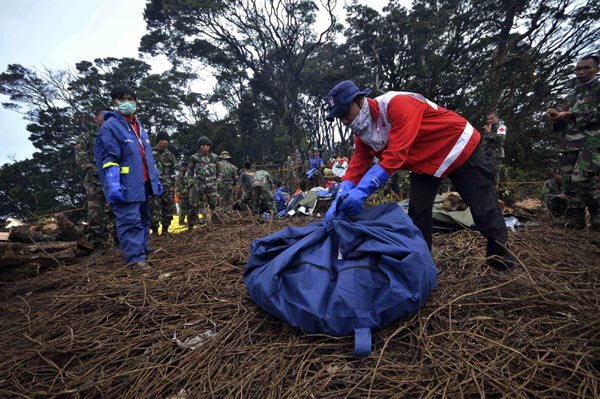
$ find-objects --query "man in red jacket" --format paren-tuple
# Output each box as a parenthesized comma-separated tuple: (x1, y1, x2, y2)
(323, 80, 515, 270)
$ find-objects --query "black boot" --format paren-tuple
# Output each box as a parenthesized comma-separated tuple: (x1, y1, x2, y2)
(565, 208, 586, 229)
(589, 207, 600, 231)
(162, 224, 170, 235)
(486, 240, 517, 271)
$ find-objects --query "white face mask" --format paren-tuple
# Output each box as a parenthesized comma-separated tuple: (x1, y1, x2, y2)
(348, 97, 374, 136)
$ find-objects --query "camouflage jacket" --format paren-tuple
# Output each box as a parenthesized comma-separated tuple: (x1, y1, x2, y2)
(482, 121, 507, 159)
(176, 171, 194, 196)
(293, 152, 303, 166)
(217, 160, 238, 187)
(283, 159, 297, 177)
(251, 170, 273, 189)
(75, 129, 100, 185)
(540, 177, 562, 202)
(189, 151, 219, 186)
(556, 78, 600, 151)
(152, 146, 176, 188)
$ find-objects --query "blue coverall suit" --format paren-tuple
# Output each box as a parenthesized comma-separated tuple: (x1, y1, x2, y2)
(94, 111, 162, 264)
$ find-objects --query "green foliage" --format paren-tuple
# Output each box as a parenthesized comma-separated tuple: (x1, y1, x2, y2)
(1, 0, 599, 219)
(0, 58, 202, 219)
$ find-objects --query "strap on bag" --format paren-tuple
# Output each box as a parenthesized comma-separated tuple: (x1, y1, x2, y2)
(353, 328, 371, 357)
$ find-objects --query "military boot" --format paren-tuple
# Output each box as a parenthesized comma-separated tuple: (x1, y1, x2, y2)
(486, 240, 517, 271)
(589, 207, 600, 231)
(162, 224, 170, 235)
(91, 242, 105, 257)
(564, 208, 586, 229)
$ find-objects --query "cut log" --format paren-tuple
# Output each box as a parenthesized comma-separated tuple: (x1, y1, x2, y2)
(0, 241, 78, 267)
(7, 213, 87, 244)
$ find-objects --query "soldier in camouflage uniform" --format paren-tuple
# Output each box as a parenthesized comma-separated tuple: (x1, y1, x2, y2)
(175, 161, 190, 226)
(75, 109, 115, 254)
(251, 169, 277, 214)
(547, 55, 600, 230)
(188, 136, 219, 227)
(216, 150, 238, 211)
(283, 155, 298, 191)
(293, 147, 304, 178)
(540, 170, 567, 217)
(150, 131, 176, 235)
(234, 161, 254, 211)
(482, 111, 507, 189)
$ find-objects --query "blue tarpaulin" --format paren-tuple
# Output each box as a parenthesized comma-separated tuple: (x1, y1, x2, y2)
(244, 203, 438, 356)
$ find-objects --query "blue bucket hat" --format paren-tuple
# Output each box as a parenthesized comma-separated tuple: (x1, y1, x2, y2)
(325, 80, 371, 122)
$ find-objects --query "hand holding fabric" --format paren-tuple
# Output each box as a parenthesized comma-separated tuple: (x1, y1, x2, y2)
(323, 180, 356, 226)
(336, 164, 389, 217)
(105, 165, 125, 204)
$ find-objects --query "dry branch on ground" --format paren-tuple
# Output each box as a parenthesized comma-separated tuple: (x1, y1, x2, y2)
(0, 215, 599, 398)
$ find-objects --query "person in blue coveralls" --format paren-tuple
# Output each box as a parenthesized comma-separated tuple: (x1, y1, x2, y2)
(94, 84, 163, 271)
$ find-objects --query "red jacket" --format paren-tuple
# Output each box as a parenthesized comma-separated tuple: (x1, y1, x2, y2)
(344, 92, 481, 184)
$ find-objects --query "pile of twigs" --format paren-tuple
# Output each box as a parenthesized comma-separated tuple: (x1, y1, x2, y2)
(0, 214, 599, 398)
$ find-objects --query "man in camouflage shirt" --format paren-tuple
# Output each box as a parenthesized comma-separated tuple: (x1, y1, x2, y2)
(234, 161, 254, 211)
(293, 147, 304, 178)
(216, 150, 238, 211)
(188, 136, 219, 227)
(482, 111, 507, 189)
(547, 55, 600, 230)
(150, 131, 176, 235)
(540, 170, 566, 217)
(75, 109, 115, 254)
(283, 155, 298, 191)
(175, 161, 191, 226)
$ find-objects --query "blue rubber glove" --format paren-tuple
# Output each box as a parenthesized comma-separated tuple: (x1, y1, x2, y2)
(105, 165, 125, 204)
(155, 181, 164, 196)
(323, 180, 356, 225)
(337, 164, 389, 216)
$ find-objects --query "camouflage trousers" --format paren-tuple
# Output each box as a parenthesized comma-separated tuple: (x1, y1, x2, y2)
(559, 149, 600, 226)
(150, 186, 176, 230)
(252, 186, 276, 214)
(189, 183, 218, 226)
(543, 194, 568, 218)
(492, 157, 503, 189)
(285, 172, 298, 192)
(178, 194, 190, 224)
(218, 183, 235, 210)
(233, 187, 253, 212)
(85, 182, 115, 249)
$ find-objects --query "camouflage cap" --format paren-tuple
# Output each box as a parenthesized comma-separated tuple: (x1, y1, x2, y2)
(219, 150, 231, 159)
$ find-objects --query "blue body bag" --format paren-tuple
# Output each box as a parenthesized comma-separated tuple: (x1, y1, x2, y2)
(244, 203, 438, 356)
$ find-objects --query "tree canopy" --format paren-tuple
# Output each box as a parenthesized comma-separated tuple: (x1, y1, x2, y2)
(1, 0, 598, 220)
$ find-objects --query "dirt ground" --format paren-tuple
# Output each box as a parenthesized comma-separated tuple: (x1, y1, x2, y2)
(0, 210, 599, 398)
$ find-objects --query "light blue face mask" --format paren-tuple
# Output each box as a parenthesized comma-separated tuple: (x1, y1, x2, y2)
(117, 100, 137, 115)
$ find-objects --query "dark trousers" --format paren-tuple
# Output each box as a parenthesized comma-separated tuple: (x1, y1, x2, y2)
(408, 145, 507, 249)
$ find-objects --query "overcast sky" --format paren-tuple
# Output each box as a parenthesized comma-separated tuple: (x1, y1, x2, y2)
(0, 0, 403, 166)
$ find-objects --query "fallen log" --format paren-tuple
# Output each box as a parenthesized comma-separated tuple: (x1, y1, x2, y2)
(7, 213, 87, 244)
(0, 241, 78, 267)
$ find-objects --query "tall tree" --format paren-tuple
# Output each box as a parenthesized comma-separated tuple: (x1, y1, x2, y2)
(141, 0, 339, 159)
(0, 59, 202, 219)
(343, 0, 599, 180)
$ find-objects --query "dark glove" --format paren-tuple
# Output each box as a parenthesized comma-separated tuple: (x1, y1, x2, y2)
(337, 164, 389, 216)
(105, 165, 125, 204)
(323, 180, 356, 226)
